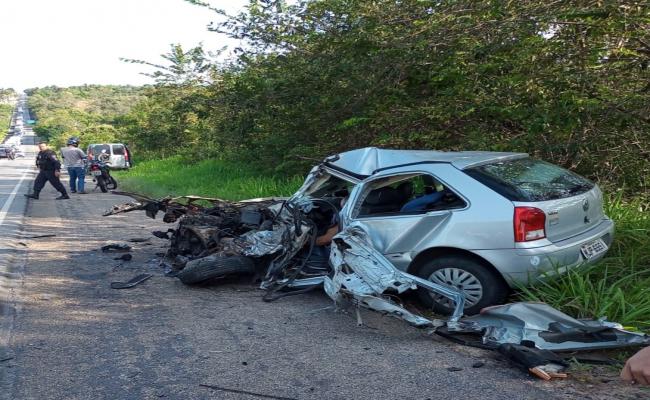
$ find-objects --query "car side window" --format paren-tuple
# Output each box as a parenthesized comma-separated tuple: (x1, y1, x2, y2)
(112, 145, 125, 155)
(354, 173, 466, 218)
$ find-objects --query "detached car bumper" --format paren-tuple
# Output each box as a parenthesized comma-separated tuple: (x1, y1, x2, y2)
(474, 218, 615, 286)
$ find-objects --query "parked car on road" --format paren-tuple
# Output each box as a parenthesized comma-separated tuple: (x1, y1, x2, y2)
(0, 145, 16, 160)
(87, 143, 132, 170)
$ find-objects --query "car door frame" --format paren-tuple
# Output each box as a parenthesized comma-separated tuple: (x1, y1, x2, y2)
(340, 165, 470, 264)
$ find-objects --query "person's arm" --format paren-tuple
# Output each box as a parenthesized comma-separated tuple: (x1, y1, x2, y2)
(315, 225, 339, 246)
(50, 153, 62, 176)
(621, 346, 650, 385)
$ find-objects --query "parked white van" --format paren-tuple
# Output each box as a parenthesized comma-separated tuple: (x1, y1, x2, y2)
(87, 143, 132, 170)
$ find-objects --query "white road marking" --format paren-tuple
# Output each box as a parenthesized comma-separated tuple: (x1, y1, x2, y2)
(0, 168, 30, 227)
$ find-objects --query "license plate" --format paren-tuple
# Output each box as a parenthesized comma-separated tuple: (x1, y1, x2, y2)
(92, 170, 102, 176)
(580, 238, 608, 260)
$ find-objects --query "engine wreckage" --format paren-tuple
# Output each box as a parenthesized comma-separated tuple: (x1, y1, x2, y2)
(105, 164, 649, 380)
(105, 188, 466, 326)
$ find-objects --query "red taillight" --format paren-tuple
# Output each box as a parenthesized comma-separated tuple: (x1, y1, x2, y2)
(124, 148, 129, 161)
(514, 207, 546, 242)
(91, 164, 99, 170)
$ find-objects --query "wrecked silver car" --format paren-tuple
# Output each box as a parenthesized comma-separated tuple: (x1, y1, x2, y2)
(107, 146, 614, 315)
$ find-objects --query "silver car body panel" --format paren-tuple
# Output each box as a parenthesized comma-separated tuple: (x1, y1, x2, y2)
(474, 217, 614, 285)
(514, 186, 605, 246)
(458, 302, 650, 351)
(323, 226, 465, 327)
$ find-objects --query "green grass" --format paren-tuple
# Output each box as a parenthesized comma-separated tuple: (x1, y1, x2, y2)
(516, 193, 650, 329)
(115, 156, 304, 200)
(0, 104, 13, 134)
(118, 157, 650, 329)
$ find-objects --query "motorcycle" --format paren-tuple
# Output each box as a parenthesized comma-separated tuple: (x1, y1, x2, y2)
(88, 156, 117, 193)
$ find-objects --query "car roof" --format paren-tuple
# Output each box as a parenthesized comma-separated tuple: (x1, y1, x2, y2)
(325, 147, 528, 177)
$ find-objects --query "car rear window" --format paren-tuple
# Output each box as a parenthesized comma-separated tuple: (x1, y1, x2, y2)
(465, 158, 594, 202)
(112, 145, 125, 155)
(90, 144, 110, 155)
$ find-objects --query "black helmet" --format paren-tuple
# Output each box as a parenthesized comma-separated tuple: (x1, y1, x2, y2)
(67, 137, 80, 146)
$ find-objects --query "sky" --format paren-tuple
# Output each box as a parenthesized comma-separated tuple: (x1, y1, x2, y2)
(0, 0, 248, 90)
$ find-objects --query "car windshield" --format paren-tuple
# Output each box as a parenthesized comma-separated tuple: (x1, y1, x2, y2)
(465, 158, 594, 201)
(303, 171, 354, 199)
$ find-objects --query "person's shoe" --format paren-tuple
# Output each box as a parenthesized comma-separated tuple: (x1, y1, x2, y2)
(24, 193, 39, 200)
(71, 190, 77, 193)
(78, 191, 87, 194)
(56, 194, 70, 200)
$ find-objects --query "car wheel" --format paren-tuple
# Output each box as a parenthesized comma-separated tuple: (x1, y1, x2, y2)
(177, 255, 255, 285)
(415, 255, 509, 315)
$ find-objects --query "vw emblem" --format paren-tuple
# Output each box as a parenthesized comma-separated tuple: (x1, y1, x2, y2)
(582, 198, 589, 211)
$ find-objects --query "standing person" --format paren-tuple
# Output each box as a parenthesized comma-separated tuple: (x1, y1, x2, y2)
(24, 142, 69, 200)
(61, 137, 87, 194)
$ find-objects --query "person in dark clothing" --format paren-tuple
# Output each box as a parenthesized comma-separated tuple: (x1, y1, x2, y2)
(24, 142, 69, 200)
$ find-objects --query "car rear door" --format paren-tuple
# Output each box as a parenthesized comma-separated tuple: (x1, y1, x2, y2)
(110, 144, 126, 168)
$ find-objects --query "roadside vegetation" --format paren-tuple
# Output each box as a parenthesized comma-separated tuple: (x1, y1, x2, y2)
(26, 85, 144, 150)
(0, 104, 12, 132)
(115, 157, 303, 200)
(0, 88, 17, 133)
(27, 1, 649, 328)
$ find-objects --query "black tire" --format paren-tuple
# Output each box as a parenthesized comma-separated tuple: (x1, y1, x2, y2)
(107, 175, 117, 190)
(177, 255, 255, 285)
(415, 255, 509, 315)
(96, 176, 108, 193)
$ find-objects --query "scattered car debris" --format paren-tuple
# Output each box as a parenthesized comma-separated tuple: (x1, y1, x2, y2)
(127, 237, 150, 243)
(199, 384, 298, 400)
(113, 254, 133, 261)
(101, 243, 132, 253)
(110, 273, 152, 289)
(22, 234, 56, 239)
(153, 230, 174, 240)
(497, 343, 569, 381)
(454, 302, 650, 352)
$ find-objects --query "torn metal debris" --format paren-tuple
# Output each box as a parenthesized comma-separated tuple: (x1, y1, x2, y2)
(325, 226, 464, 327)
(101, 243, 132, 253)
(455, 302, 650, 352)
(497, 343, 569, 381)
(110, 273, 152, 289)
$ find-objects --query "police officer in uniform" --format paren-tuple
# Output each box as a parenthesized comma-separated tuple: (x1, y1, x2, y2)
(24, 142, 70, 200)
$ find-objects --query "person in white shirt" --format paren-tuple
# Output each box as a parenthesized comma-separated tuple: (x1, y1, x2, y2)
(60, 137, 88, 194)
